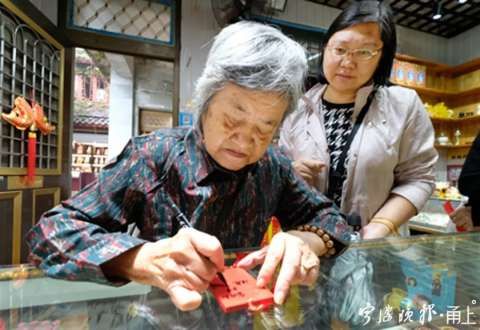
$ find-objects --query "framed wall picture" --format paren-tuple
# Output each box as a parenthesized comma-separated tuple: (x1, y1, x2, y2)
(139, 108, 172, 135)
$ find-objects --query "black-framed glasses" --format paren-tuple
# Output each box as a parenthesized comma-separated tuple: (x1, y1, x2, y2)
(326, 46, 382, 61)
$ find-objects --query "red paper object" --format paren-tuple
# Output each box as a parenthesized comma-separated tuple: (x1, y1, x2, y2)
(443, 201, 466, 232)
(443, 201, 455, 215)
(210, 267, 274, 313)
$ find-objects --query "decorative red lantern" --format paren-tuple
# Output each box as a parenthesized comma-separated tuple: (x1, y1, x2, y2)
(1, 96, 56, 185)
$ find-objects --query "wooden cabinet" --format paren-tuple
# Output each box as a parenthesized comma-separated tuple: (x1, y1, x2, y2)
(392, 54, 480, 155)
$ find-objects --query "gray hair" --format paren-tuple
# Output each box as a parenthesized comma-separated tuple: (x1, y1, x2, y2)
(193, 21, 308, 120)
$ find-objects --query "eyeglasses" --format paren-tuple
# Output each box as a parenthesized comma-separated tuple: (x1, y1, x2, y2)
(326, 46, 382, 61)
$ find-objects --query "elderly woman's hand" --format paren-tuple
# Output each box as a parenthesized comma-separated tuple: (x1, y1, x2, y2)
(102, 228, 224, 311)
(292, 159, 325, 186)
(235, 232, 319, 304)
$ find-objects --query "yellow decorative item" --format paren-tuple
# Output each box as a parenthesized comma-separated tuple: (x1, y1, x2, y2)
(261, 217, 282, 246)
(425, 102, 455, 119)
(383, 288, 407, 311)
(454, 129, 462, 145)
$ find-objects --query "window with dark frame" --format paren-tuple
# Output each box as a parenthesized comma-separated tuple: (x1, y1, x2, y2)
(0, 5, 61, 170)
(264, 21, 325, 90)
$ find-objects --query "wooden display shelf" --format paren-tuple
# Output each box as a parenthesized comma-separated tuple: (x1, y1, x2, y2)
(397, 82, 480, 99)
(395, 53, 449, 72)
(72, 163, 92, 167)
(430, 115, 480, 123)
(394, 82, 446, 97)
(395, 54, 480, 78)
(394, 54, 480, 107)
(435, 143, 472, 149)
(455, 86, 480, 98)
(440, 57, 480, 76)
(449, 86, 480, 108)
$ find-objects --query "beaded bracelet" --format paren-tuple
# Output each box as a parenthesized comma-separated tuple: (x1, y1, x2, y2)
(296, 224, 337, 257)
(370, 217, 400, 236)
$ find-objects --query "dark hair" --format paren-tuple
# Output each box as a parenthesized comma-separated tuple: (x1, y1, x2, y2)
(318, 0, 396, 86)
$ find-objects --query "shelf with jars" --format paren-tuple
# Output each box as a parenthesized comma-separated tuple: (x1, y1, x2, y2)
(392, 54, 480, 156)
(430, 115, 480, 124)
(431, 118, 478, 150)
(393, 54, 480, 107)
(434, 144, 472, 149)
(72, 142, 108, 174)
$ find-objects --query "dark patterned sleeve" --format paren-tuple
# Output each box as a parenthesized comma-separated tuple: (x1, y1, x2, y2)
(458, 133, 480, 226)
(273, 150, 354, 244)
(27, 137, 166, 285)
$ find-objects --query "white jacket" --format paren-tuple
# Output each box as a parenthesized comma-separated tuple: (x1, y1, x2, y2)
(279, 83, 438, 235)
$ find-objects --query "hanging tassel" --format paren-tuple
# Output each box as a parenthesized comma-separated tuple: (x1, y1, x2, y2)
(27, 130, 37, 185)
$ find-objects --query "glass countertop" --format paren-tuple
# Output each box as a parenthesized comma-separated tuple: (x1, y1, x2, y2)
(1, 233, 480, 329)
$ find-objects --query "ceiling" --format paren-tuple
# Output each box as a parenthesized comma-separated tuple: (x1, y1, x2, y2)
(306, 0, 480, 38)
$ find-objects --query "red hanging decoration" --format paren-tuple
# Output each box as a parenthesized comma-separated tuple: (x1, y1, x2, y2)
(1, 96, 55, 186)
(1, 97, 34, 130)
(27, 131, 37, 184)
(32, 100, 56, 135)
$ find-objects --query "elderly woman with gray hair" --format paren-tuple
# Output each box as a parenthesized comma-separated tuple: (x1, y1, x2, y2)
(28, 21, 355, 311)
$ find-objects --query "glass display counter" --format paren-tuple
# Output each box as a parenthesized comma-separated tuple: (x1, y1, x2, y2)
(1, 233, 480, 329)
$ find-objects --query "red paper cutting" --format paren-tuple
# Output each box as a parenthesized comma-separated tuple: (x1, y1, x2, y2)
(443, 201, 455, 215)
(443, 200, 467, 231)
(209, 267, 274, 313)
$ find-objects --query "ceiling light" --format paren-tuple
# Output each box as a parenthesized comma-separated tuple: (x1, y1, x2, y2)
(458, 0, 467, 3)
(433, 2, 443, 20)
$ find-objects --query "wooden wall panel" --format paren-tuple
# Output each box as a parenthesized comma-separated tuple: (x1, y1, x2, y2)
(32, 188, 60, 225)
(0, 199, 13, 265)
(19, 188, 61, 261)
(0, 191, 22, 265)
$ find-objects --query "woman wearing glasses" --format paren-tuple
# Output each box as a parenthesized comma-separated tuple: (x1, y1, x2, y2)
(279, 1, 437, 239)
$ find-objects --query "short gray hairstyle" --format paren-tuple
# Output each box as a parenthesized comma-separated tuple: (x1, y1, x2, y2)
(194, 21, 308, 120)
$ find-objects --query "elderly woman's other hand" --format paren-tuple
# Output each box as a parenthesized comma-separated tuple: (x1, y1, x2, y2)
(235, 232, 319, 305)
(450, 205, 474, 231)
(102, 228, 224, 311)
(292, 159, 325, 186)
